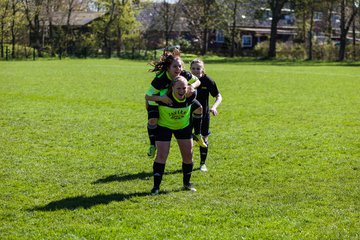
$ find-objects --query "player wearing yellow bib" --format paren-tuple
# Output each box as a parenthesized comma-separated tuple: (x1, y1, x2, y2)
(145, 49, 207, 159)
(145, 76, 202, 195)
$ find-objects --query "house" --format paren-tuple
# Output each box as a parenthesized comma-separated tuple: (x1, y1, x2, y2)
(211, 6, 297, 52)
(30, 11, 105, 53)
(138, 2, 297, 53)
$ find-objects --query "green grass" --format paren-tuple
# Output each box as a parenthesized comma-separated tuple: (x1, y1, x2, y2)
(0, 59, 359, 239)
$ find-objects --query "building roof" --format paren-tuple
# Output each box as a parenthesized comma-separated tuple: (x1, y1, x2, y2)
(238, 27, 297, 36)
(48, 12, 105, 26)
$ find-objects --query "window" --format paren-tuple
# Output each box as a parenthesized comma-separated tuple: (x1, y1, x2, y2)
(314, 12, 323, 21)
(215, 30, 224, 43)
(242, 35, 252, 47)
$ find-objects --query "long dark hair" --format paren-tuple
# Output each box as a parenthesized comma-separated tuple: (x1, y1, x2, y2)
(149, 48, 181, 74)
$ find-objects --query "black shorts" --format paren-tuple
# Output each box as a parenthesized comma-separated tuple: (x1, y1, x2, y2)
(190, 99, 202, 112)
(147, 105, 159, 119)
(156, 124, 193, 141)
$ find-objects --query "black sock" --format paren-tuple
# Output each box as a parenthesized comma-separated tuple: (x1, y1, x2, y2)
(153, 162, 165, 189)
(182, 162, 193, 186)
(147, 124, 157, 145)
(200, 145, 208, 165)
(192, 113, 202, 135)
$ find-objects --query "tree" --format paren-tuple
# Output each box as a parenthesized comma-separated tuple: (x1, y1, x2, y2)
(267, 0, 289, 58)
(338, 0, 359, 61)
(10, 0, 20, 58)
(21, 0, 44, 57)
(180, 0, 222, 55)
(93, 0, 117, 58)
(222, 0, 242, 57)
(323, 0, 337, 43)
(115, 0, 139, 57)
(156, 0, 180, 47)
(294, 0, 322, 60)
(91, 0, 140, 58)
(0, 0, 10, 58)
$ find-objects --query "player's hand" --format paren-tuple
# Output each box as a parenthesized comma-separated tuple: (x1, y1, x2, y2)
(210, 108, 218, 116)
(187, 85, 195, 95)
(160, 95, 173, 105)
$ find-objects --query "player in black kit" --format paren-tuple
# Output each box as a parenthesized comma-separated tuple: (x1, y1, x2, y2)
(190, 59, 222, 172)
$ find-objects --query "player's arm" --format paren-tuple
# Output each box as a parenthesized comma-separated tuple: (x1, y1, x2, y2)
(188, 74, 200, 89)
(182, 70, 200, 90)
(145, 85, 172, 105)
(185, 74, 200, 98)
(210, 93, 222, 116)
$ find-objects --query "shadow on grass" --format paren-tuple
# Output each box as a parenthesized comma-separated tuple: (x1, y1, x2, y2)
(92, 169, 182, 184)
(31, 169, 188, 211)
(31, 190, 175, 211)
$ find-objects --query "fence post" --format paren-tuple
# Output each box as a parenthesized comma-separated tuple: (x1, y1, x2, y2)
(33, 48, 36, 61)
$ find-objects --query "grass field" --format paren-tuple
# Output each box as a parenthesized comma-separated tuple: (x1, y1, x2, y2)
(0, 59, 359, 239)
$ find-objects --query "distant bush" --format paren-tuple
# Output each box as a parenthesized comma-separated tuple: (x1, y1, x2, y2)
(277, 42, 306, 60)
(254, 41, 269, 58)
(252, 40, 360, 61)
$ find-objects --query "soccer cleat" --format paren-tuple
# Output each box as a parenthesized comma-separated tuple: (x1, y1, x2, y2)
(147, 145, 156, 158)
(151, 187, 159, 195)
(183, 183, 197, 192)
(199, 164, 207, 172)
(193, 134, 207, 148)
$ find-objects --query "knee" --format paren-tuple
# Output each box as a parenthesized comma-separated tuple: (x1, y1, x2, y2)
(182, 158, 193, 165)
(193, 106, 203, 115)
(148, 118, 158, 126)
(155, 152, 168, 163)
(182, 152, 193, 164)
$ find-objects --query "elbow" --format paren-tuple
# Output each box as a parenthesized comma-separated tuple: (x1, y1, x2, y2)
(217, 93, 223, 102)
(195, 80, 201, 88)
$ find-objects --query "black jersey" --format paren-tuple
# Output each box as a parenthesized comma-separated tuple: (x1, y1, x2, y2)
(196, 74, 220, 114)
(147, 70, 196, 95)
(146, 70, 198, 106)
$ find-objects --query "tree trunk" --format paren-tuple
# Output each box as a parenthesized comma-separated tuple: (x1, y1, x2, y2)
(104, 0, 116, 58)
(326, 1, 334, 43)
(104, 32, 111, 58)
(163, 1, 170, 47)
(338, 32, 347, 61)
(10, 0, 16, 59)
(338, 0, 358, 61)
(201, 28, 208, 55)
(267, 0, 288, 59)
(307, 8, 314, 60)
(268, 16, 279, 58)
(0, 1, 8, 59)
(352, 7, 356, 60)
(11, 20, 15, 59)
(1, 24, 4, 58)
(230, 0, 238, 58)
(116, 25, 122, 58)
(34, 14, 42, 57)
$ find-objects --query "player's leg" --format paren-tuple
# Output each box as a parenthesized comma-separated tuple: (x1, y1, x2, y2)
(151, 126, 171, 195)
(191, 100, 207, 148)
(147, 104, 159, 158)
(199, 114, 210, 172)
(175, 125, 196, 192)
